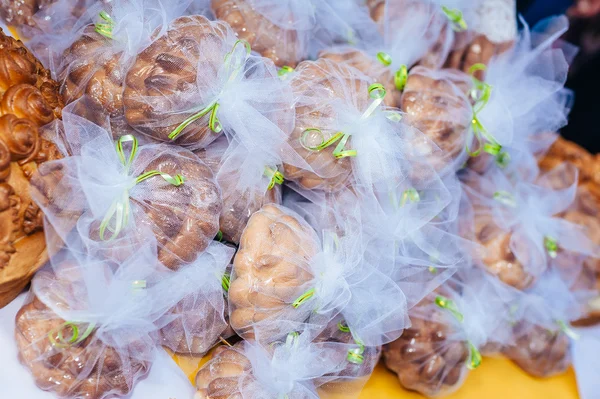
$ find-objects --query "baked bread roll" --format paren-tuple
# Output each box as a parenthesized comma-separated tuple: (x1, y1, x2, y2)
(0, 28, 63, 308)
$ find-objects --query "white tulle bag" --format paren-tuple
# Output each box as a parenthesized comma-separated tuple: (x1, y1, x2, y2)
(228, 203, 409, 347)
(466, 16, 575, 178)
(460, 164, 598, 290)
(31, 100, 223, 270)
(382, 268, 518, 397)
(195, 330, 369, 399)
(283, 58, 445, 195)
(123, 15, 295, 151)
(502, 269, 591, 377)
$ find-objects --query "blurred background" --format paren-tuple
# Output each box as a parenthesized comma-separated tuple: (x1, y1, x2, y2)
(518, 0, 600, 153)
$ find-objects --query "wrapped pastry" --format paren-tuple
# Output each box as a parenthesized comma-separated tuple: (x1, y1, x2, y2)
(502, 270, 588, 377)
(16, 240, 228, 399)
(383, 269, 517, 397)
(56, 0, 190, 120)
(465, 16, 574, 177)
(16, 246, 156, 399)
(195, 331, 351, 399)
(229, 203, 409, 346)
(123, 15, 294, 151)
(283, 58, 442, 193)
(445, 0, 517, 75)
(0, 28, 63, 308)
(210, 0, 376, 68)
(196, 137, 284, 244)
(400, 66, 473, 172)
(159, 241, 236, 356)
(322, 0, 452, 108)
(0, 0, 55, 27)
(460, 165, 597, 290)
(31, 100, 222, 270)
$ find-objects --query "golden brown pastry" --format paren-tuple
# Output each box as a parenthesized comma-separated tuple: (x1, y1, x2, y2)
(211, 0, 302, 67)
(319, 48, 398, 107)
(383, 314, 469, 396)
(0, 28, 63, 308)
(228, 204, 319, 341)
(123, 15, 228, 148)
(473, 212, 534, 290)
(59, 26, 126, 118)
(0, 0, 54, 27)
(194, 344, 252, 399)
(283, 59, 369, 192)
(15, 295, 149, 399)
(401, 66, 473, 171)
(502, 323, 570, 378)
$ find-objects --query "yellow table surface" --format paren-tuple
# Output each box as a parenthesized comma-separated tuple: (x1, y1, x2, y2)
(171, 350, 579, 398)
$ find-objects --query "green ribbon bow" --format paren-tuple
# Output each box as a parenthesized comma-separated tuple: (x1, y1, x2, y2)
(99, 135, 185, 241)
(168, 40, 251, 141)
(557, 320, 580, 340)
(337, 321, 365, 365)
(467, 64, 510, 167)
(264, 166, 285, 190)
(48, 321, 96, 349)
(278, 65, 295, 79)
(300, 83, 387, 159)
(292, 287, 315, 308)
(376, 52, 408, 91)
(221, 272, 231, 293)
(493, 190, 517, 208)
(435, 295, 482, 370)
(95, 11, 115, 39)
(544, 236, 559, 258)
(442, 6, 468, 32)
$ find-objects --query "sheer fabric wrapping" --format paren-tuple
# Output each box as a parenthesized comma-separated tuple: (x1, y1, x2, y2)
(228, 203, 409, 348)
(502, 269, 591, 377)
(210, 0, 377, 67)
(383, 269, 518, 397)
(15, 242, 231, 399)
(467, 16, 575, 177)
(460, 164, 598, 290)
(283, 58, 445, 195)
(195, 330, 373, 399)
(31, 100, 222, 270)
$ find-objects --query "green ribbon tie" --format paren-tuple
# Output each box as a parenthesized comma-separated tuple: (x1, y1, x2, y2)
(435, 295, 464, 322)
(221, 272, 231, 292)
(99, 135, 185, 241)
(376, 52, 408, 91)
(292, 288, 315, 309)
(442, 6, 468, 32)
(48, 321, 96, 348)
(264, 166, 285, 190)
(95, 11, 115, 39)
(338, 321, 351, 333)
(467, 64, 509, 167)
(300, 83, 387, 159)
(278, 65, 295, 78)
(466, 341, 482, 370)
(347, 343, 365, 365)
(493, 190, 517, 208)
(168, 40, 251, 140)
(400, 188, 420, 207)
(544, 236, 558, 258)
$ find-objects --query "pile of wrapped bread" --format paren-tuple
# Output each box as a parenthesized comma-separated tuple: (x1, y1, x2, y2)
(0, 0, 598, 398)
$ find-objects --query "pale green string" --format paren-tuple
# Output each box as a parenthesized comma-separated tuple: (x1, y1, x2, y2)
(300, 83, 387, 159)
(435, 295, 482, 370)
(544, 236, 559, 258)
(168, 40, 251, 140)
(493, 190, 517, 208)
(557, 320, 579, 340)
(98, 135, 185, 241)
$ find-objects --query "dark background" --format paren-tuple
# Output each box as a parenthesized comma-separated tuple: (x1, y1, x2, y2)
(518, 0, 600, 153)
